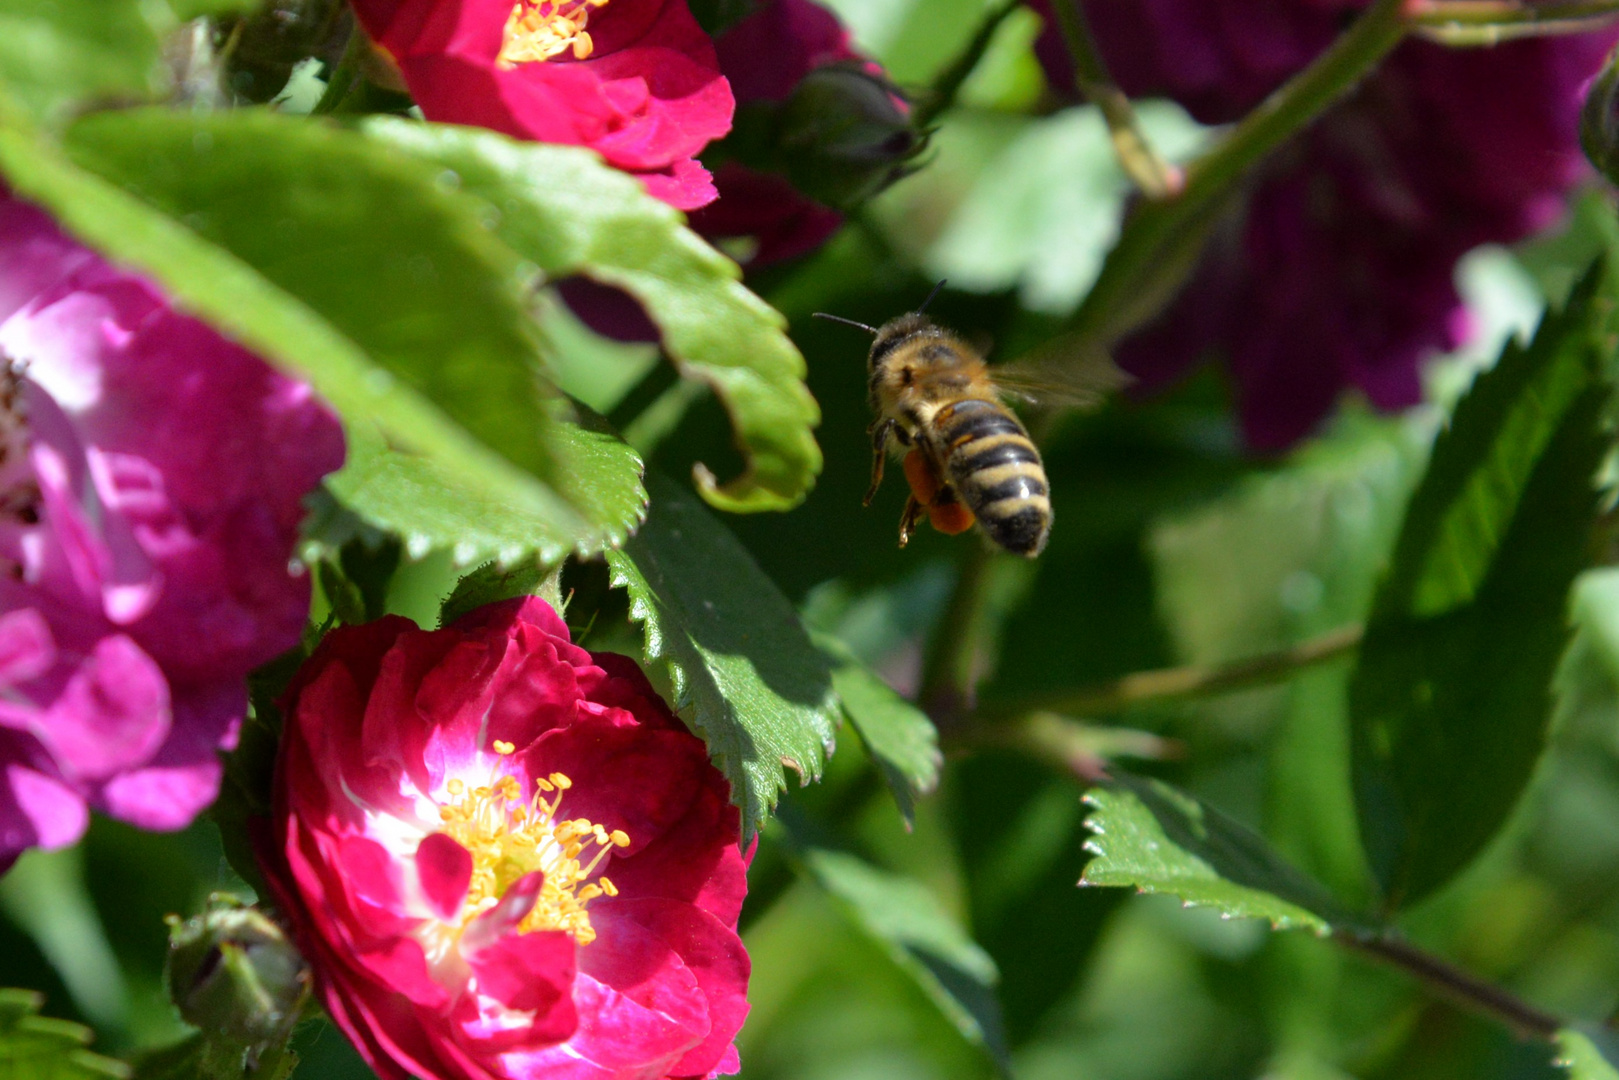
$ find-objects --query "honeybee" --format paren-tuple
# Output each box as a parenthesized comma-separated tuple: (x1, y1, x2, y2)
(817, 284, 1112, 559)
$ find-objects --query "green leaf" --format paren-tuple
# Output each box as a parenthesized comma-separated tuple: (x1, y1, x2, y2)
(799, 848, 1008, 1071)
(326, 407, 645, 568)
(1081, 773, 1369, 934)
(0, 0, 161, 124)
(1349, 258, 1617, 908)
(129, 1037, 201, 1080)
(3, 109, 645, 565)
(438, 561, 549, 628)
(61, 109, 555, 472)
(813, 630, 941, 825)
(0, 989, 129, 1080)
(359, 118, 823, 513)
(1559, 1028, 1619, 1080)
(606, 473, 839, 840)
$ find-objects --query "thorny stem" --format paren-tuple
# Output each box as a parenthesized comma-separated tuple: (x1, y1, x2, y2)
(1047, 0, 1181, 198)
(1336, 932, 1563, 1042)
(975, 623, 1364, 720)
(912, 0, 1023, 130)
(1060, 0, 1408, 351)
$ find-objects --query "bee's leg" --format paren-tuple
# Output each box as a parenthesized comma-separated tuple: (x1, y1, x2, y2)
(864, 418, 896, 506)
(898, 494, 925, 548)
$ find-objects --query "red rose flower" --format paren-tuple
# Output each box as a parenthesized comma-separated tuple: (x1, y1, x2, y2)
(351, 0, 735, 209)
(258, 598, 750, 1080)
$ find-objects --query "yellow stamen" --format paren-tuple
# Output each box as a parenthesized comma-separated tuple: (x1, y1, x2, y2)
(498, 0, 612, 68)
(428, 755, 627, 947)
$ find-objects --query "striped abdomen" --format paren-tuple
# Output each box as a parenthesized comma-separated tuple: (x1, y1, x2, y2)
(935, 398, 1050, 557)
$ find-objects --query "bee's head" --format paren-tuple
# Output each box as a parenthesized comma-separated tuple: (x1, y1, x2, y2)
(868, 313, 939, 370)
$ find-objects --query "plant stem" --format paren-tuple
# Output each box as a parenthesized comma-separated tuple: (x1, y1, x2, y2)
(948, 711, 1182, 777)
(976, 623, 1363, 719)
(1336, 931, 1563, 1042)
(311, 27, 365, 116)
(1047, 0, 1180, 198)
(1410, 0, 1619, 43)
(913, 0, 1023, 130)
(1061, 0, 1408, 351)
(1409, 0, 1619, 23)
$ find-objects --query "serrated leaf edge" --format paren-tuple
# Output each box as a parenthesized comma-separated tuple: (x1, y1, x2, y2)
(1076, 790, 1334, 936)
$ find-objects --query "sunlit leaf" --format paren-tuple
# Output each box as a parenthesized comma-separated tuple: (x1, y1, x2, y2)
(1350, 258, 1617, 909)
(360, 118, 823, 513)
(606, 474, 839, 841)
(326, 407, 644, 569)
(1, 110, 645, 566)
(1082, 773, 1370, 934)
(0, 989, 128, 1080)
(1559, 1028, 1619, 1080)
(0, 0, 157, 124)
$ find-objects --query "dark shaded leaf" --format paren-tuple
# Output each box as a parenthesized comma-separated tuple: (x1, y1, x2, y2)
(1350, 259, 1617, 908)
(438, 562, 548, 628)
(800, 848, 1008, 1072)
(812, 630, 941, 825)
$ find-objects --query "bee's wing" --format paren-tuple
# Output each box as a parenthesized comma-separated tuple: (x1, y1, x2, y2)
(990, 347, 1132, 412)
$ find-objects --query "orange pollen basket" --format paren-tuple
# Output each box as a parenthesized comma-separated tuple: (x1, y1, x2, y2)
(903, 450, 975, 535)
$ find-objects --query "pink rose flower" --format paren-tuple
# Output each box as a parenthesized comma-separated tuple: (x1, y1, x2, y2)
(0, 191, 344, 871)
(352, 0, 735, 210)
(259, 598, 750, 1080)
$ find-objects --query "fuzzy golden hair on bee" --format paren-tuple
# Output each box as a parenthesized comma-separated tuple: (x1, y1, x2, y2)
(814, 284, 1055, 558)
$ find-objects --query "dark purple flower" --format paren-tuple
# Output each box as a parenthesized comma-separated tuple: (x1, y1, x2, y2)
(687, 0, 904, 269)
(1030, 1, 1616, 448)
(0, 191, 344, 871)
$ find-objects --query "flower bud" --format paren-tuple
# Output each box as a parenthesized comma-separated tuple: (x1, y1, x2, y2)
(772, 63, 923, 208)
(166, 895, 308, 1069)
(1582, 44, 1619, 184)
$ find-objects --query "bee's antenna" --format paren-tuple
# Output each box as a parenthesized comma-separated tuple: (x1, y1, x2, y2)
(916, 278, 947, 314)
(812, 312, 879, 335)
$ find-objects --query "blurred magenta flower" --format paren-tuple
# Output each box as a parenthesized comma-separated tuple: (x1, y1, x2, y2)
(352, 0, 735, 210)
(0, 192, 343, 871)
(688, 0, 909, 267)
(260, 598, 750, 1080)
(1030, 0, 1616, 448)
